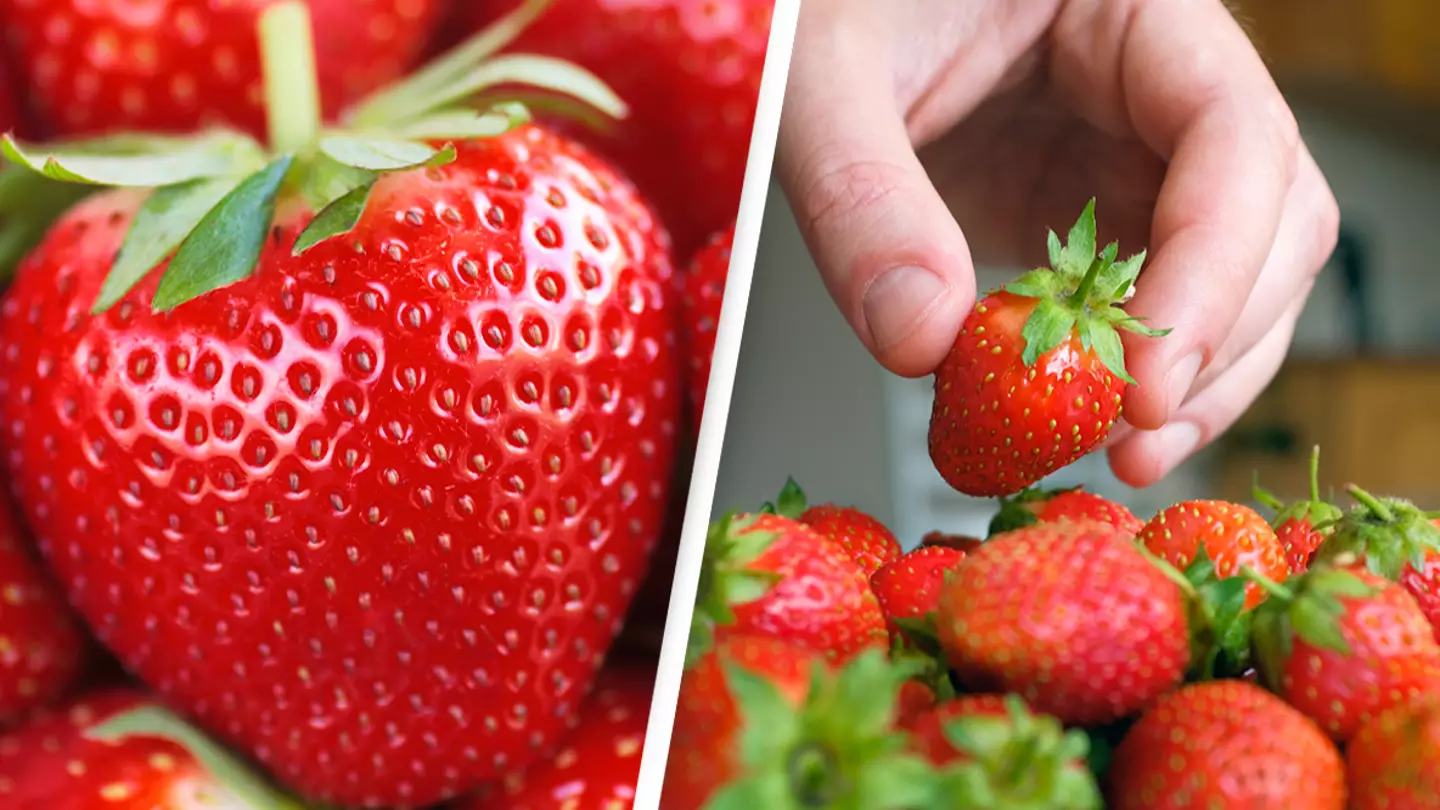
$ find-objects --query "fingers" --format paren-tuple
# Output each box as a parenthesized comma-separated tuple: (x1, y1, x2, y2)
(775, 2, 976, 377)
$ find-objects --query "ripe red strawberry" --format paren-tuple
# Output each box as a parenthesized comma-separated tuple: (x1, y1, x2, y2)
(0, 501, 87, 727)
(1346, 695, 1440, 810)
(1109, 680, 1345, 810)
(768, 478, 901, 577)
(0, 0, 445, 139)
(694, 512, 887, 662)
(664, 639, 932, 810)
(0, 11, 678, 806)
(987, 486, 1141, 537)
(1137, 500, 1289, 610)
(870, 546, 965, 638)
(1400, 550, 1440, 643)
(456, 664, 653, 810)
(920, 531, 982, 553)
(1252, 566, 1440, 742)
(679, 224, 732, 433)
(936, 519, 1189, 725)
(929, 201, 1168, 497)
(1253, 446, 1341, 573)
(908, 694, 1101, 809)
(0, 688, 300, 809)
(451, 0, 773, 256)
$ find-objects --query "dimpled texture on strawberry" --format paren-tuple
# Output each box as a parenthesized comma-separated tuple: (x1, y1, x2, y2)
(1138, 500, 1288, 610)
(929, 292, 1125, 498)
(1109, 680, 1345, 810)
(679, 224, 732, 433)
(937, 520, 1188, 725)
(1347, 696, 1440, 810)
(0, 125, 679, 807)
(1277, 516, 1326, 573)
(0, 0, 445, 138)
(1024, 489, 1141, 535)
(800, 504, 901, 577)
(457, 664, 653, 810)
(0, 499, 86, 727)
(870, 546, 964, 634)
(455, 0, 772, 255)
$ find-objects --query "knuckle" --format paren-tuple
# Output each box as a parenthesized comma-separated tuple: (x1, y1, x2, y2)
(793, 145, 914, 240)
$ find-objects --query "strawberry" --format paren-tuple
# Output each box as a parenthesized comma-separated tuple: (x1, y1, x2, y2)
(1251, 566, 1440, 741)
(1253, 446, 1341, 573)
(894, 680, 938, 729)
(1108, 680, 1345, 810)
(767, 478, 901, 577)
(1346, 695, 1440, 810)
(0, 9, 677, 806)
(1400, 550, 1440, 643)
(936, 519, 1189, 725)
(693, 512, 887, 662)
(1312, 486, 1440, 635)
(1137, 500, 1288, 610)
(679, 224, 732, 433)
(456, 664, 653, 810)
(663, 640, 936, 810)
(929, 200, 1168, 497)
(908, 694, 1102, 809)
(987, 486, 1141, 537)
(0, 688, 301, 809)
(450, 0, 773, 256)
(0, 0, 445, 139)
(869, 546, 965, 638)
(920, 531, 983, 553)
(0, 500, 87, 727)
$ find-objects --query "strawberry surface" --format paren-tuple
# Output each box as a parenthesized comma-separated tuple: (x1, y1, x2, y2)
(870, 546, 965, 638)
(1347, 696, 1440, 810)
(679, 224, 732, 433)
(988, 486, 1141, 537)
(1137, 500, 1288, 610)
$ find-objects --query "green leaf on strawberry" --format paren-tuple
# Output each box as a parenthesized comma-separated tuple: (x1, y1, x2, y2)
(689, 512, 783, 665)
(1311, 485, 1440, 580)
(1249, 564, 1378, 691)
(1179, 547, 1253, 680)
(764, 477, 809, 520)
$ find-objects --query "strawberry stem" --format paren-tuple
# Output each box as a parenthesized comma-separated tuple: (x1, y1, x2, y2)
(1241, 565, 1293, 601)
(1347, 485, 1395, 523)
(1066, 254, 1106, 308)
(259, 1, 322, 154)
(1308, 446, 1322, 502)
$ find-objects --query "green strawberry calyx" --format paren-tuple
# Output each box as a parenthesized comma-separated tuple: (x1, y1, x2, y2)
(705, 649, 939, 810)
(763, 477, 810, 521)
(688, 512, 783, 666)
(930, 695, 1102, 810)
(1002, 199, 1170, 384)
(1311, 485, 1440, 580)
(85, 703, 304, 809)
(1246, 564, 1377, 693)
(1253, 446, 1342, 530)
(986, 486, 1074, 537)
(1133, 543, 1251, 680)
(0, 0, 624, 312)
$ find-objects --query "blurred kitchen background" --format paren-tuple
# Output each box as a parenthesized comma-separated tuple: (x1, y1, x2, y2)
(711, 0, 1440, 545)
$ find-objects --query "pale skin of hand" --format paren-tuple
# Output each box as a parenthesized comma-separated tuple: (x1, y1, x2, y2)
(776, 0, 1340, 488)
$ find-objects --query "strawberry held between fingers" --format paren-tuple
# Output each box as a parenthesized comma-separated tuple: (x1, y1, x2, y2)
(987, 486, 1142, 537)
(929, 200, 1169, 498)
(767, 478, 902, 577)
(0, 4, 677, 806)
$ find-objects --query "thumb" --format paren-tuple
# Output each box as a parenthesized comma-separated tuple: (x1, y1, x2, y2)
(774, 11, 975, 378)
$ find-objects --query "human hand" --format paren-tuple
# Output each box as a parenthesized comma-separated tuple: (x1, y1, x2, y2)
(775, 0, 1339, 488)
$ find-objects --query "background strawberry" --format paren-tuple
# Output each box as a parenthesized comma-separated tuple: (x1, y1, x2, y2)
(920, 531, 983, 553)
(987, 486, 1142, 537)
(1253, 446, 1341, 573)
(767, 477, 901, 576)
(937, 519, 1189, 725)
(1108, 680, 1345, 810)
(0, 0, 445, 138)
(1312, 487, 1440, 634)
(870, 546, 965, 639)
(680, 224, 733, 433)
(929, 200, 1168, 497)
(1137, 500, 1288, 610)
(1346, 696, 1440, 810)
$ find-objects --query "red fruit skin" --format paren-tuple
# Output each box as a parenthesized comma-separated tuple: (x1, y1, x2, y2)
(929, 292, 1126, 497)
(1109, 680, 1345, 810)
(1024, 489, 1142, 535)
(800, 504, 901, 577)
(894, 680, 938, 729)
(1276, 516, 1324, 573)
(1137, 500, 1289, 610)
(920, 531, 982, 553)
(662, 635, 817, 810)
(452, 0, 772, 256)
(1274, 570, 1440, 742)
(456, 664, 653, 810)
(1398, 549, 1440, 644)
(869, 546, 965, 637)
(0, 689, 257, 809)
(679, 225, 731, 434)
(937, 520, 1189, 726)
(719, 514, 887, 661)
(0, 0, 445, 139)
(1347, 696, 1440, 810)
(906, 694, 1008, 765)
(0, 501, 87, 727)
(0, 125, 678, 807)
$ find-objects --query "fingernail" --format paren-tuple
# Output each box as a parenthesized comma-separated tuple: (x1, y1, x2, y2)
(1154, 421, 1201, 476)
(1164, 352, 1203, 416)
(861, 266, 950, 352)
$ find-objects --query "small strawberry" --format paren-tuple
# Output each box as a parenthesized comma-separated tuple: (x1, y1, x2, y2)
(987, 486, 1141, 537)
(908, 694, 1102, 809)
(769, 478, 902, 577)
(1137, 500, 1289, 610)
(1253, 446, 1342, 573)
(920, 531, 983, 553)
(936, 519, 1189, 725)
(929, 200, 1168, 497)
(680, 224, 733, 433)
(693, 512, 887, 663)
(664, 641, 936, 810)
(1251, 566, 1440, 741)
(0, 689, 301, 809)
(870, 546, 966, 639)
(1108, 680, 1345, 810)
(456, 664, 653, 810)
(1346, 695, 1440, 810)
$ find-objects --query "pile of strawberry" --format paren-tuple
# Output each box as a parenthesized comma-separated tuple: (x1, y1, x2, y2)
(0, 0, 768, 808)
